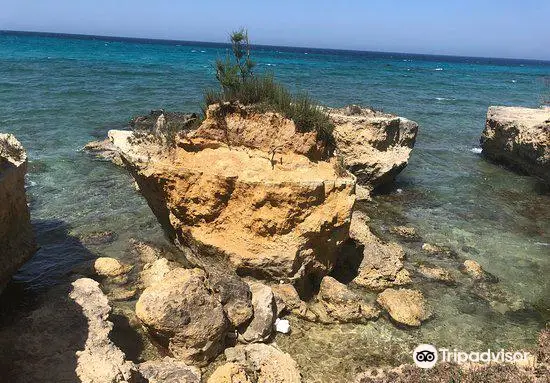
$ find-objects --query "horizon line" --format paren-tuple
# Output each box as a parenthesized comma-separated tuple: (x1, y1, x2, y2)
(2, 29, 550, 64)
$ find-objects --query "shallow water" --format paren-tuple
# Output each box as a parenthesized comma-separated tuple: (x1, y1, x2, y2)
(1, 32, 549, 381)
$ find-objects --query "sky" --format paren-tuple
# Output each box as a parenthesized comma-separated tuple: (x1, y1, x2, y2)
(1, 0, 549, 60)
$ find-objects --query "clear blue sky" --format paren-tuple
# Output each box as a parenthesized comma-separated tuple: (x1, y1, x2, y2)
(1, 0, 549, 60)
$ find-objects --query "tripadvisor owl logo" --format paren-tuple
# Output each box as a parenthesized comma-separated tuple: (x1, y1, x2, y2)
(413, 344, 438, 368)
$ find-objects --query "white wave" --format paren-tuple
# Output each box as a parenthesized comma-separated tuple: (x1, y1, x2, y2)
(434, 67, 444, 71)
(304, 52, 308, 55)
(265, 63, 276, 67)
(435, 97, 456, 101)
(470, 147, 482, 154)
(535, 242, 550, 246)
(512, 80, 517, 83)
(200, 50, 206, 53)
(191, 50, 196, 52)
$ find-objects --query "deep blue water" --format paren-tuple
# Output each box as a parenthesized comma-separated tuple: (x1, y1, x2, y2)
(1, 31, 549, 376)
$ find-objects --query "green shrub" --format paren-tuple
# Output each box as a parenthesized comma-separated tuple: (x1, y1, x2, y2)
(204, 29, 335, 151)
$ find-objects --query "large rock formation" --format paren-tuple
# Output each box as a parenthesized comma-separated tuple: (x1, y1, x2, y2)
(481, 106, 550, 184)
(110, 104, 356, 282)
(0, 133, 36, 291)
(329, 105, 419, 190)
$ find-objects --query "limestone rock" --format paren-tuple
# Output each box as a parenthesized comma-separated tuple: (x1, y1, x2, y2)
(463, 259, 497, 282)
(208, 362, 252, 383)
(224, 343, 302, 383)
(83, 138, 123, 166)
(481, 106, 550, 184)
(389, 225, 419, 241)
(135, 268, 228, 366)
(312, 276, 379, 323)
(329, 105, 418, 189)
(272, 283, 303, 316)
(190, 103, 329, 160)
(418, 265, 456, 285)
(110, 106, 355, 282)
(139, 257, 176, 289)
(239, 282, 276, 343)
(94, 257, 130, 277)
(210, 272, 254, 329)
(0, 133, 36, 291)
(70, 279, 140, 382)
(353, 241, 411, 291)
(138, 357, 201, 383)
(377, 288, 432, 327)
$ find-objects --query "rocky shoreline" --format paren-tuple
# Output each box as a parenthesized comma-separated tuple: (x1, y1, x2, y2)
(1, 102, 549, 382)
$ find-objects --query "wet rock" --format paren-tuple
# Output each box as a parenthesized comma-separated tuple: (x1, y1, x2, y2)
(72, 257, 131, 280)
(389, 225, 419, 241)
(0, 133, 36, 291)
(481, 106, 550, 184)
(207, 362, 252, 383)
(135, 268, 228, 366)
(462, 260, 498, 282)
(80, 230, 119, 246)
(83, 138, 124, 166)
(224, 343, 302, 383)
(311, 276, 379, 323)
(421, 243, 451, 255)
(328, 105, 419, 188)
(353, 241, 411, 291)
(417, 265, 456, 285)
(138, 357, 201, 383)
(377, 288, 432, 327)
(110, 104, 355, 283)
(239, 282, 276, 343)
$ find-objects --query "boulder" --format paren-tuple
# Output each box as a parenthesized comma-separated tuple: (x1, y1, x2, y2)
(239, 282, 276, 343)
(224, 343, 302, 383)
(272, 283, 304, 316)
(376, 288, 432, 327)
(74, 257, 131, 278)
(481, 106, 550, 184)
(138, 357, 201, 383)
(329, 105, 418, 189)
(312, 276, 379, 323)
(353, 241, 411, 291)
(135, 268, 228, 366)
(139, 257, 176, 289)
(0, 133, 36, 291)
(110, 105, 355, 283)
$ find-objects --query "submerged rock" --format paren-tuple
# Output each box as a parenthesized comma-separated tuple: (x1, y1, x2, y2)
(389, 225, 419, 241)
(417, 264, 456, 285)
(110, 104, 355, 283)
(224, 343, 302, 383)
(135, 268, 228, 366)
(329, 105, 419, 189)
(239, 282, 276, 343)
(481, 106, 550, 184)
(376, 288, 432, 327)
(0, 133, 36, 291)
(462, 259, 498, 282)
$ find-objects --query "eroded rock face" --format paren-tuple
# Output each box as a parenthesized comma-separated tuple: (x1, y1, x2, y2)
(376, 288, 432, 327)
(329, 105, 419, 189)
(224, 343, 302, 383)
(110, 106, 355, 283)
(135, 268, 228, 366)
(481, 106, 550, 184)
(0, 133, 36, 291)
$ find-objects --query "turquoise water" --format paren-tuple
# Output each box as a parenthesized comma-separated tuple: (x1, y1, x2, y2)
(1, 32, 549, 379)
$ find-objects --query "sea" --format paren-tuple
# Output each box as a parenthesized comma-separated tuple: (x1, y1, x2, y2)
(1, 31, 549, 381)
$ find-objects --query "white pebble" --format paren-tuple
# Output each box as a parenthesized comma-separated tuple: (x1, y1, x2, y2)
(274, 318, 291, 334)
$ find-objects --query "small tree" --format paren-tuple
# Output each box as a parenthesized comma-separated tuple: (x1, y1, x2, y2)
(215, 29, 255, 91)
